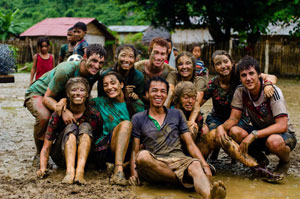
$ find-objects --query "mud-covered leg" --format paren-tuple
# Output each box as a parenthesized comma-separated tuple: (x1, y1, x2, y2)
(74, 133, 91, 185)
(110, 121, 132, 185)
(62, 134, 77, 184)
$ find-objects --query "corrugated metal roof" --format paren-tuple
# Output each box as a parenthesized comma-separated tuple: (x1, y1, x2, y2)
(108, 25, 149, 33)
(21, 17, 99, 37)
(266, 23, 298, 36)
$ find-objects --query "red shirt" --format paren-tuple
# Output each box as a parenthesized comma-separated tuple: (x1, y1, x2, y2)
(36, 53, 54, 80)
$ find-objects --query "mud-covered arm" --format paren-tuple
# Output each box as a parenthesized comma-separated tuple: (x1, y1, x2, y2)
(181, 132, 212, 178)
(37, 139, 52, 178)
(43, 88, 67, 115)
(164, 84, 175, 108)
(188, 91, 204, 123)
(29, 54, 37, 85)
(261, 73, 277, 98)
(129, 137, 141, 185)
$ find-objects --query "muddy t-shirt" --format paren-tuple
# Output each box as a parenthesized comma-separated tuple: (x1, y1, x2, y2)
(91, 96, 144, 142)
(26, 61, 99, 100)
(231, 84, 288, 129)
(132, 108, 189, 158)
(135, 60, 176, 82)
(203, 76, 236, 121)
(166, 71, 207, 92)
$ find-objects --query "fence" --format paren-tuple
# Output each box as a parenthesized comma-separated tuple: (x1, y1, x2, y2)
(2, 40, 300, 76)
(176, 40, 300, 76)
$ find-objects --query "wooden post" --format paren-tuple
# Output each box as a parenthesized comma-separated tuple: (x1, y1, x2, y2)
(229, 37, 233, 56)
(29, 38, 34, 59)
(264, 40, 269, 74)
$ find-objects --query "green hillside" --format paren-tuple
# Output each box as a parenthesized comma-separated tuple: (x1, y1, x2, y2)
(0, 0, 149, 33)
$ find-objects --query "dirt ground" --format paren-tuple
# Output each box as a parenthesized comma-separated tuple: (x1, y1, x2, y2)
(0, 73, 299, 199)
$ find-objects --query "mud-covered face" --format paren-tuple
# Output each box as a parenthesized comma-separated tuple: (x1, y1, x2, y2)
(117, 47, 135, 70)
(73, 28, 85, 41)
(213, 55, 233, 77)
(192, 46, 201, 59)
(103, 74, 124, 99)
(146, 81, 168, 108)
(240, 67, 260, 92)
(180, 93, 196, 112)
(40, 42, 49, 54)
(177, 55, 194, 79)
(149, 44, 168, 72)
(67, 82, 88, 105)
(85, 53, 104, 76)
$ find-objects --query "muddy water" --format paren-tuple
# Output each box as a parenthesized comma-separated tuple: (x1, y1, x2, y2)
(0, 74, 300, 199)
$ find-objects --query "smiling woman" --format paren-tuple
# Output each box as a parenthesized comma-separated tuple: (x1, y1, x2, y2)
(98, 44, 145, 100)
(91, 71, 144, 185)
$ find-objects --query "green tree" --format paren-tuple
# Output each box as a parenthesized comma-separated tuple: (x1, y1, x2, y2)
(115, 0, 290, 44)
(0, 9, 24, 41)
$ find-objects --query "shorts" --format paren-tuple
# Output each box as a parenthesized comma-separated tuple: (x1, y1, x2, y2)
(244, 124, 297, 154)
(205, 112, 250, 131)
(91, 133, 113, 169)
(50, 122, 93, 168)
(136, 150, 200, 188)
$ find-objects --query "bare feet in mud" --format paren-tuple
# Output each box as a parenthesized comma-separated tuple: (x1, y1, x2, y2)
(210, 181, 226, 199)
(62, 171, 75, 184)
(74, 171, 86, 185)
(275, 161, 290, 176)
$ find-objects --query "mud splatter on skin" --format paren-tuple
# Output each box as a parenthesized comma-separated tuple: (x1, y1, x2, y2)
(1, 74, 300, 198)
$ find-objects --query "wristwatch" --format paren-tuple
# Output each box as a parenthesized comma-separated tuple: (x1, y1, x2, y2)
(251, 130, 258, 139)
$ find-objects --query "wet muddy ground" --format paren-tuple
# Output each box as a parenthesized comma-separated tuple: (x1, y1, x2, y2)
(0, 73, 299, 199)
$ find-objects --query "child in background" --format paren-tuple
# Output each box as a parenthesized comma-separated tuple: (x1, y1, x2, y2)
(58, 27, 76, 63)
(73, 22, 88, 57)
(30, 37, 55, 84)
(192, 44, 209, 78)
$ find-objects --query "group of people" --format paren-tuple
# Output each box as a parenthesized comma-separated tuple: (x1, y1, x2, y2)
(24, 30, 297, 199)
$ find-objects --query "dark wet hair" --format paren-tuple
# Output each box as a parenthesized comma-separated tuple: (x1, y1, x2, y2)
(68, 26, 74, 31)
(191, 44, 201, 52)
(73, 21, 87, 31)
(236, 55, 261, 75)
(115, 44, 138, 60)
(86, 44, 107, 59)
(102, 71, 138, 118)
(149, 37, 170, 54)
(102, 71, 125, 86)
(145, 76, 169, 94)
(37, 37, 50, 47)
(211, 50, 234, 66)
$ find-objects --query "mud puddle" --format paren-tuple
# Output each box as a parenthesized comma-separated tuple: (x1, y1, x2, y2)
(0, 74, 300, 198)
(133, 175, 300, 199)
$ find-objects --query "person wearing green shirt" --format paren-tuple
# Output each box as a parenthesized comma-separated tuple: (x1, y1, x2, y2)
(91, 71, 144, 186)
(24, 44, 106, 163)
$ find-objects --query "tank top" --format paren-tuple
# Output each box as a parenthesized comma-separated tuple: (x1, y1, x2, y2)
(36, 53, 54, 80)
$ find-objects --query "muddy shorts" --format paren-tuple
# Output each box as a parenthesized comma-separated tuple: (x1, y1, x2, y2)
(244, 124, 297, 154)
(24, 93, 51, 139)
(136, 150, 200, 188)
(205, 112, 250, 131)
(91, 133, 113, 169)
(50, 122, 93, 168)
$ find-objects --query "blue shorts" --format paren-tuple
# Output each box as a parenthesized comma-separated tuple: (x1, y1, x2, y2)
(243, 124, 297, 153)
(205, 112, 250, 131)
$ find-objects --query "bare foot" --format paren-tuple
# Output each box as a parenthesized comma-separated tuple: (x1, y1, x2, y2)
(210, 181, 226, 199)
(74, 171, 86, 185)
(62, 171, 75, 184)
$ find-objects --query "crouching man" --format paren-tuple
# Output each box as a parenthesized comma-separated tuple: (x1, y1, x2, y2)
(129, 77, 226, 199)
(37, 77, 102, 184)
(216, 56, 297, 177)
